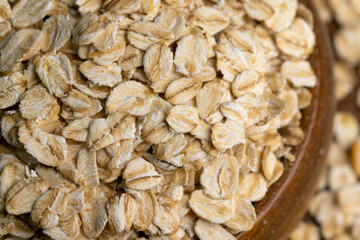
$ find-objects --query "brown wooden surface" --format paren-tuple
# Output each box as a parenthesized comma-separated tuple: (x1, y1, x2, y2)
(238, 1, 335, 239)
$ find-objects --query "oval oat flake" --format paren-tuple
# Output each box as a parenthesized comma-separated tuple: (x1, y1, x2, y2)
(189, 189, 234, 224)
(35, 53, 73, 98)
(6, 177, 50, 215)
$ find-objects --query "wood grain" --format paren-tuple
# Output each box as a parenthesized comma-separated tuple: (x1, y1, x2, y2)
(238, 1, 335, 239)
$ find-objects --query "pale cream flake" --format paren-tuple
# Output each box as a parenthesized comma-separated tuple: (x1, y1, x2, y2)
(35, 164, 77, 191)
(35, 53, 73, 98)
(132, 190, 155, 231)
(0, 0, 10, 23)
(144, 43, 173, 82)
(150, 68, 182, 94)
(238, 172, 268, 201)
(191, 7, 230, 35)
(0, 217, 35, 239)
(196, 79, 231, 124)
(153, 133, 188, 166)
(191, 118, 212, 141)
(276, 18, 315, 58)
(333, 62, 357, 101)
(10, 0, 53, 28)
(334, 26, 360, 64)
(189, 189, 233, 224)
(61, 89, 91, 112)
(107, 193, 137, 233)
(41, 15, 72, 53)
(79, 61, 122, 87)
(165, 77, 202, 105)
(0, 20, 11, 38)
(83, 25, 126, 66)
(19, 85, 60, 120)
(154, 7, 186, 43)
(80, 187, 108, 239)
(87, 112, 136, 150)
(337, 184, 360, 216)
(194, 218, 236, 240)
(261, 146, 283, 182)
(104, 140, 135, 179)
(211, 121, 246, 151)
(333, 112, 359, 149)
(153, 195, 180, 234)
(88, 36, 126, 66)
(62, 117, 92, 142)
(31, 189, 68, 229)
(55, 141, 84, 183)
(256, 25, 279, 60)
(297, 4, 314, 29)
(290, 222, 320, 240)
(104, 0, 142, 15)
(0, 161, 25, 204)
(281, 60, 317, 88)
(328, 0, 360, 28)
(224, 192, 256, 233)
(195, 64, 217, 82)
(106, 81, 154, 116)
(328, 163, 356, 191)
(264, 0, 298, 32)
(0, 29, 43, 73)
(18, 122, 68, 167)
(72, 62, 112, 99)
(216, 30, 266, 82)
(87, 118, 113, 149)
(73, 13, 114, 47)
(220, 93, 269, 127)
(231, 69, 266, 97)
(297, 88, 312, 109)
(174, 35, 207, 77)
(138, 0, 161, 19)
(61, 96, 102, 120)
(6, 177, 50, 215)
(166, 105, 199, 133)
(76, 0, 102, 15)
(92, 22, 119, 53)
(163, 0, 192, 7)
(141, 111, 175, 145)
(185, 140, 211, 169)
(0, 72, 26, 109)
(119, 44, 144, 71)
(309, 191, 345, 238)
(200, 154, 239, 199)
(279, 126, 305, 147)
(43, 214, 82, 240)
(127, 21, 174, 50)
(1, 111, 24, 147)
(243, 0, 274, 21)
(77, 149, 99, 187)
(122, 157, 163, 190)
(276, 89, 299, 128)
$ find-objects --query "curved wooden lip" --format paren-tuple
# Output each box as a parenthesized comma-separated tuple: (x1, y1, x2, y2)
(238, 0, 335, 239)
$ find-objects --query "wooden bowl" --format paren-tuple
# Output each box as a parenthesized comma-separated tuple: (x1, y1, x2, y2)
(238, 1, 335, 239)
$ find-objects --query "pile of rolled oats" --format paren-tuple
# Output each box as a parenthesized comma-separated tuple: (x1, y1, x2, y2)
(314, 0, 360, 103)
(0, 0, 317, 239)
(290, 113, 360, 240)
(290, 1, 360, 240)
